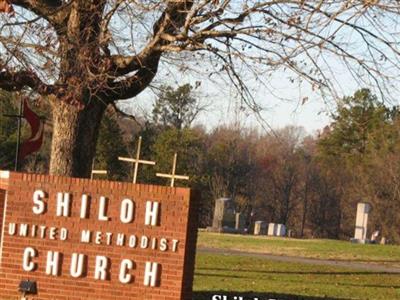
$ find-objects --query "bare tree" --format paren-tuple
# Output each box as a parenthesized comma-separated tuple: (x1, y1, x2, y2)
(1, 1, 400, 177)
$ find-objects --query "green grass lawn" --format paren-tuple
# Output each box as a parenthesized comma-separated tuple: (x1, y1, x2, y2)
(197, 231, 400, 264)
(193, 253, 400, 300)
(194, 232, 400, 299)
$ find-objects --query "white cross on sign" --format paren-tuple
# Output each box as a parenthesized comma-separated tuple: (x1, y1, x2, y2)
(156, 153, 189, 187)
(118, 136, 156, 184)
(91, 159, 107, 180)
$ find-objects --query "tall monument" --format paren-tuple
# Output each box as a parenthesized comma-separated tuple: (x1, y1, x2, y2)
(352, 202, 372, 244)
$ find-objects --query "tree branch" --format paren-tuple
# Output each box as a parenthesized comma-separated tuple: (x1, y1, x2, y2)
(106, 0, 194, 100)
(108, 54, 143, 76)
(105, 56, 160, 101)
(0, 68, 55, 95)
(10, 0, 70, 28)
(10, 0, 63, 11)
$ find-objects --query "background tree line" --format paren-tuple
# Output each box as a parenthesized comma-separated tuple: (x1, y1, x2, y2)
(1, 87, 400, 243)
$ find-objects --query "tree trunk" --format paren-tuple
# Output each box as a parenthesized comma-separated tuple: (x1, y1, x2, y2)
(49, 99, 107, 178)
(300, 181, 309, 238)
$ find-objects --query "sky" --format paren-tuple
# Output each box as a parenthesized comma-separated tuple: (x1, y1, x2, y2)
(123, 53, 366, 137)
(126, 80, 333, 136)
(113, 2, 400, 136)
(123, 39, 400, 137)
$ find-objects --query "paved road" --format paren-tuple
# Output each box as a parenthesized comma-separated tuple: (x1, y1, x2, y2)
(198, 247, 400, 273)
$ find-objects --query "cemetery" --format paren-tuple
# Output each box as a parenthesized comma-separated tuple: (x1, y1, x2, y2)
(0, 92, 398, 300)
(0, 112, 398, 300)
(1, 167, 398, 299)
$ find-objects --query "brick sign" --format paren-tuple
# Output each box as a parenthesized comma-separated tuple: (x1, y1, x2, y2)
(0, 171, 198, 299)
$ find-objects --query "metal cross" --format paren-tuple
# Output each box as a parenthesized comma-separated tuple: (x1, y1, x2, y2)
(3, 97, 24, 171)
(118, 136, 155, 184)
(156, 153, 189, 187)
(91, 159, 108, 180)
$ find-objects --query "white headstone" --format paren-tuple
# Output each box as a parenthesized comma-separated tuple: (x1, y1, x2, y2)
(235, 213, 245, 231)
(371, 230, 379, 242)
(267, 223, 276, 236)
(354, 202, 371, 242)
(254, 221, 267, 235)
(276, 224, 286, 237)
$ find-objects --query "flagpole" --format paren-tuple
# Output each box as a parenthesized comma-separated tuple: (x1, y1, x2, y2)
(14, 96, 23, 171)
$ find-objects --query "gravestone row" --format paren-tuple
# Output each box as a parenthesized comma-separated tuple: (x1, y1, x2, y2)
(254, 221, 286, 237)
(207, 198, 388, 244)
(208, 198, 287, 237)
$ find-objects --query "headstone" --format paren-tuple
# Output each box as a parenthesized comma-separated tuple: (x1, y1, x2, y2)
(371, 230, 380, 243)
(353, 202, 371, 243)
(268, 223, 277, 236)
(235, 212, 245, 231)
(276, 224, 287, 237)
(380, 237, 387, 245)
(207, 198, 236, 232)
(268, 223, 286, 237)
(254, 221, 267, 235)
(0, 170, 198, 300)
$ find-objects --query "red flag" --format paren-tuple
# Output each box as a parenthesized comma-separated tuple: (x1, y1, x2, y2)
(19, 99, 44, 160)
(0, 0, 14, 15)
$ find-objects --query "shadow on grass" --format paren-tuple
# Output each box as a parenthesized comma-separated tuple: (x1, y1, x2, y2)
(193, 291, 346, 300)
(197, 267, 397, 275)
